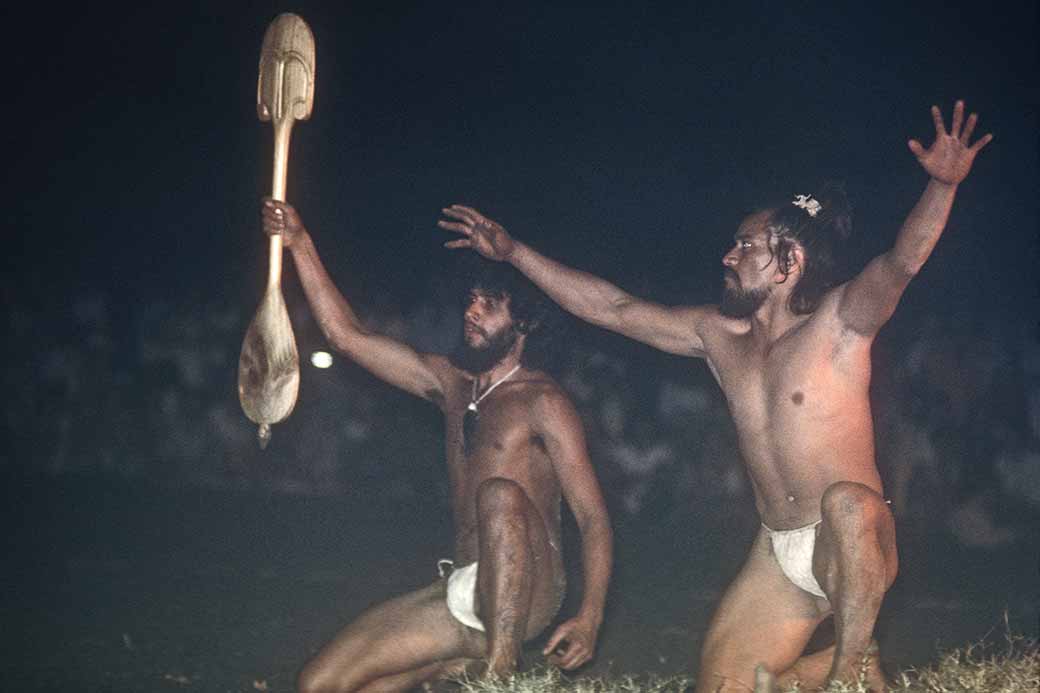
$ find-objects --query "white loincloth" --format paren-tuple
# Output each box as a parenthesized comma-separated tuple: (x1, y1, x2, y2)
(440, 560, 485, 632)
(762, 520, 828, 599)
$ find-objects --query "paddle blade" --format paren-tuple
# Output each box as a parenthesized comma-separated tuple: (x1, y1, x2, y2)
(238, 286, 300, 446)
(257, 14, 315, 123)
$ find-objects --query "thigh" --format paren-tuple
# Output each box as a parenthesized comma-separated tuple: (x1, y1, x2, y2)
(697, 528, 827, 692)
(812, 484, 899, 596)
(300, 581, 485, 693)
(476, 485, 565, 639)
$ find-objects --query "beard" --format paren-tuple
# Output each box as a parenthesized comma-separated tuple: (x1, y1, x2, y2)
(450, 324, 519, 374)
(719, 280, 770, 318)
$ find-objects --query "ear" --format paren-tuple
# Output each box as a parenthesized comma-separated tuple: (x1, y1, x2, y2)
(515, 318, 540, 335)
(775, 244, 805, 284)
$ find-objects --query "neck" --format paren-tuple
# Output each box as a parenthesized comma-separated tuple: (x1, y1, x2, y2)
(476, 353, 523, 391)
(750, 293, 805, 343)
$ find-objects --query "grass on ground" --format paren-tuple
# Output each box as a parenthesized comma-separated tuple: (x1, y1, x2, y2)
(451, 630, 1038, 692)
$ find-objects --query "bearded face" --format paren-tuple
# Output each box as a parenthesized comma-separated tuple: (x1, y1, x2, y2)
(452, 319, 519, 374)
(719, 272, 771, 318)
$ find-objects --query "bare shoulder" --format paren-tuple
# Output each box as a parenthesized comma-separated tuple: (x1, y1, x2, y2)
(809, 285, 875, 341)
(516, 371, 582, 423)
(514, 372, 592, 467)
(417, 353, 466, 406)
(422, 352, 456, 375)
(692, 305, 753, 355)
(791, 287, 876, 369)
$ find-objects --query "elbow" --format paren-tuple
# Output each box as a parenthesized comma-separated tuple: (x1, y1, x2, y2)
(577, 512, 614, 545)
(884, 252, 923, 281)
(324, 324, 369, 357)
(900, 259, 924, 278)
(589, 296, 633, 330)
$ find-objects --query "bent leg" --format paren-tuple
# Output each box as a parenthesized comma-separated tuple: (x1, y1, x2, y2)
(475, 477, 563, 678)
(696, 527, 828, 693)
(298, 582, 484, 693)
(810, 481, 898, 688)
(775, 640, 882, 692)
(353, 658, 478, 693)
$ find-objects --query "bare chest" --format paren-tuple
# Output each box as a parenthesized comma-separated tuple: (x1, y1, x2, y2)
(708, 325, 859, 430)
(444, 391, 556, 501)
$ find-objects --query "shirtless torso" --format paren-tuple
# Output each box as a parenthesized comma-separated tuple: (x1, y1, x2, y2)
(440, 100, 991, 691)
(261, 200, 613, 693)
(437, 360, 568, 597)
(700, 288, 881, 528)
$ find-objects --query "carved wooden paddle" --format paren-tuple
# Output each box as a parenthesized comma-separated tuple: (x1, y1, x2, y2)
(238, 13, 315, 448)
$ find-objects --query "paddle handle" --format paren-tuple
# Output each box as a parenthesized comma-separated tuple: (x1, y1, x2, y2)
(267, 119, 294, 290)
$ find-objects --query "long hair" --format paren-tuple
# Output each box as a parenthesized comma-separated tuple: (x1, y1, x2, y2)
(767, 181, 854, 314)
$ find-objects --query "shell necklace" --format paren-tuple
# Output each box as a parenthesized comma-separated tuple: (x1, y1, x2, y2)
(468, 364, 521, 415)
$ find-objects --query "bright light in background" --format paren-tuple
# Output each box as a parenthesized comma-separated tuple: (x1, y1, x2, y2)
(310, 351, 333, 369)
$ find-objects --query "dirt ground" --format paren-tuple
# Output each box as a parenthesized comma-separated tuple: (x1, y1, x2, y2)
(4, 470, 1036, 692)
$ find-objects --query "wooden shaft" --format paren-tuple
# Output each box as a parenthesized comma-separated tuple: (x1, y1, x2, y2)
(268, 119, 294, 290)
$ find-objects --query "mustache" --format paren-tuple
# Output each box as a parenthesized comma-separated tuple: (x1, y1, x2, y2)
(724, 269, 739, 282)
(464, 321, 487, 339)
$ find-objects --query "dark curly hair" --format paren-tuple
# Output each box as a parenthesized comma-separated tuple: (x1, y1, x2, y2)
(452, 255, 562, 372)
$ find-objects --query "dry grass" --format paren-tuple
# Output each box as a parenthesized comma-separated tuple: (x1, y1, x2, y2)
(452, 667, 691, 693)
(884, 632, 1039, 693)
(452, 631, 1038, 693)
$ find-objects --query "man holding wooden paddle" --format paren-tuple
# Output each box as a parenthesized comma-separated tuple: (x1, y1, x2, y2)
(261, 199, 612, 692)
(440, 101, 992, 691)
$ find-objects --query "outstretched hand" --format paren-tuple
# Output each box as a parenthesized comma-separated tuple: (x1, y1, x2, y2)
(542, 616, 598, 670)
(908, 100, 992, 186)
(438, 205, 516, 261)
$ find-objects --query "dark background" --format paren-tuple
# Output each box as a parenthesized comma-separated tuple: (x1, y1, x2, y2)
(7, 0, 1036, 320)
(3, 1, 1037, 691)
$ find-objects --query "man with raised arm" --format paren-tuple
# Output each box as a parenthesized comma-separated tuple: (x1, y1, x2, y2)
(261, 199, 612, 693)
(439, 101, 991, 691)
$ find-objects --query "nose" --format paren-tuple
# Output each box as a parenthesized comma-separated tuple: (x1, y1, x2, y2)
(722, 248, 738, 267)
(465, 301, 482, 324)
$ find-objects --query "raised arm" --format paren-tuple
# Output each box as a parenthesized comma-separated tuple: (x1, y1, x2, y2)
(263, 199, 445, 405)
(530, 388, 612, 670)
(837, 100, 992, 336)
(439, 206, 711, 357)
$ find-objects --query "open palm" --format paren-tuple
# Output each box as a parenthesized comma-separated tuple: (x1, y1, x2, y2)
(909, 100, 992, 185)
(438, 205, 516, 261)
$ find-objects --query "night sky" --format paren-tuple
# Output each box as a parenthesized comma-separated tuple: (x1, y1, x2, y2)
(7, 0, 1038, 354)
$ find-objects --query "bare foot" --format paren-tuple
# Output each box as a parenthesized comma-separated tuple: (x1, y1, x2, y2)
(828, 647, 888, 692)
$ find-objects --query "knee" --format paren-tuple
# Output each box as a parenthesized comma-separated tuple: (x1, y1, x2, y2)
(476, 476, 527, 515)
(296, 663, 328, 693)
(297, 659, 349, 693)
(821, 481, 890, 529)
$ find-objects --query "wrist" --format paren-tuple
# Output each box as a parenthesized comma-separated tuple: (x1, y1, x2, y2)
(288, 229, 313, 252)
(927, 177, 959, 193)
(508, 240, 532, 267)
(577, 607, 603, 629)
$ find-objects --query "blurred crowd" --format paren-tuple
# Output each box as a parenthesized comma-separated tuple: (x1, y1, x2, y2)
(3, 288, 1037, 547)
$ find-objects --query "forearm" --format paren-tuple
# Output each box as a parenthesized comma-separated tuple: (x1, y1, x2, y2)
(287, 233, 369, 350)
(510, 241, 632, 329)
(888, 178, 958, 275)
(576, 519, 613, 625)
